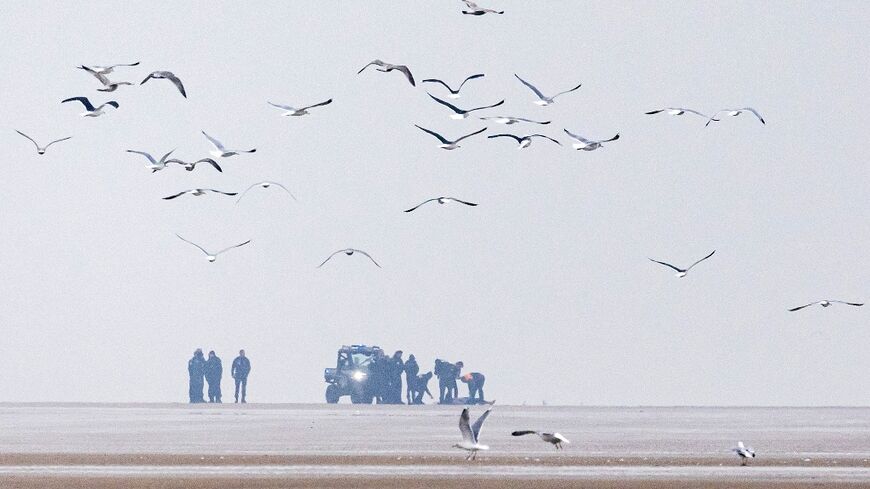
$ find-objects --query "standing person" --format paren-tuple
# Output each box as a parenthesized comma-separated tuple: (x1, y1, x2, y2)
(450, 361, 462, 402)
(388, 351, 404, 404)
(231, 349, 251, 403)
(367, 350, 386, 404)
(460, 371, 486, 403)
(404, 354, 419, 404)
(187, 349, 206, 403)
(435, 359, 455, 404)
(204, 351, 223, 403)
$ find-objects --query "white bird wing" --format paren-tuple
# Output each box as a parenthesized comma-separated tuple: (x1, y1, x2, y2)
(236, 183, 261, 203)
(648, 257, 684, 273)
(529, 134, 561, 145)
(427, 93, 465, 114)
(175, 234, 209, 256)
(788, 301, 820, 312)
(215, 240, 251, 256)
(268, 101, 297, 111)
(563, 129, 590, 143)
(457, 73, 485, 90)
(163, 72, 186, 97)
(414, 124, 450, 144)
(421, 78, 456, 92)
(61, 96, 95, 111)
(162, 191, 190, 200)
(126, 150, 157, 164)
(828, 300, 864, 307)
(454, 127, 487, 143)
(551, 83, 582, 99)
(79, 65, 110, 85)
(685, 250, 715, 271)
(14, 130, 40, 149)
(488, 133, 524, 143)
(44, 136, 73, 149)
(300, 98, 332, 111)
(404, 198, 439, 213)
(268, 181, 298, 201)
(471, 406, 494, 443)
(514, 74, 546, 100)
(352, 249, 381, 268)
(201, 131, 226, 151)
(357, 59, 384, 74)
(317, 250, 345, 268)
(459, 408, 475, 443)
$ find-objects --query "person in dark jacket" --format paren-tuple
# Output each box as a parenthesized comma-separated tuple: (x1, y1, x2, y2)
(404, 354, 419, 404)
(387, 350, 404, 404)
(435, 359, 455, 404)
(460, 371, 486, 403)
(367, 350, 387, 403)
(187, 349, 206, 403)
(231, 349, 251, 403)
(205, 350, 223, 403)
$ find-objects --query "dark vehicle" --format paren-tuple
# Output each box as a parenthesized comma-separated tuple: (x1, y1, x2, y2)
(324, 344, 383, 404)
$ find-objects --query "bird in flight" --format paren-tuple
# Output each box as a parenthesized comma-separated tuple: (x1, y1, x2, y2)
(236, 181, 297, 203)
(126, 149, 176, 173)
(77, 65, 133, 92)
(404, 197, 477, 213)
(788, 300, 863, 312)
(732, 441, 756, 466)
(479, 116, 551, 125)
(461, 0, 504, 15)
(421, 73, 484, 98)
(648, 250, 716, 278)
(176, 235, 251, 262)
(645, 108, 712, 120)
(268, 99, 332, 117)
(706, 107, 765, 127)
(357, 59, 415, 86)
(141, 71, 187, 98)
(415, 124, 487, 150)
(511, 430, 570, 450)
(453, 405, 494, 461)
(563, 129, 619, 151)
(488, 133, 561, 149)
(78, 62, 139, 75)
(427, 93, 504, 120)
(166, 157, 223, 173)
(61, 97, 119, 117)
(162, 189, 237, 200)
(514, 74, 581, 106)
(318, 249, 381, 268)
(202, 131, 256, 158)
(14, 130, 72, 155)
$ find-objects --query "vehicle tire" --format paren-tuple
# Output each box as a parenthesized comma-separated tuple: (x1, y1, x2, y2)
(350, 392, 371, 404)
(325, 384, 341, 404)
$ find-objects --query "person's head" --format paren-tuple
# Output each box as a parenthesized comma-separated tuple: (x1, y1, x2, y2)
(408, 354, 416, 361)
(194, 348, 203, 357)
(393, 350, 403, 359)
(239, 349, 245, 357)
(208, 350, 216, 358)
(455, 361, 464, 369)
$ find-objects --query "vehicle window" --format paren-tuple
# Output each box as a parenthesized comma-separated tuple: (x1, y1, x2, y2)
(352, 353, 372, 368)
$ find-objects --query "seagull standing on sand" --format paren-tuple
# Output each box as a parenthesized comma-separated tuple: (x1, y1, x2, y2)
(488, 133, 560, 149)
(421, 74, 484, 98)
(166, 157, 223, 173)
(511, 431, 570, 450)
(236, 181, 297, 203)
(268, 99, 332, 117)
(77, 65, 133, 92)
(427, 93, 504, 120)
(163, 189, 237, 200)
(461, 0, 504, 15)
(479, 116, 551, 125)
(318, 249, 381, 268)
(126, 149, 176, 172)
(563, 129, 619, 151)
(357, 60, 415, 86)
(61, 97, 119, 117)
(788, 300, 864, 312)
(79, 62, 140, 75)
(645, 108, 712, 120)
(453, 405, 494, 461)
(514, 74, 581, 106)
(14, 130, 71, 155)
(176, 235, 251, 262)
(141, 71, 187, 98)
(706, 107, 765, 126)
(404, 197, 477, 213)
(648, 250, 716, 278)
(415, 125, 487, 150)
(732, 441, 756, 466)
(202, 131, 256, 158)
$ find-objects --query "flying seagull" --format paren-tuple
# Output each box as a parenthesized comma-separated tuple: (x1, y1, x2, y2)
(318, 249, 381, 268)
(141, 71, 187, 98)
(732, 441, 756, 466)
(479, 116, 551, 125)
(202, 131, 256, 158)
(563, 129, 619, 151)
(788, 300, 864, 312)
(404, 197, 478, 213)
(236, 181, 297, 204)
(706, 107, 765, 127)
(514, 74, 581, 106)
(14, 130, 71, 155)
(268, 99, 332, 117)
(488, 133, 561, 149)
(461, 0, 504, 15)
(645, 108, 712, 120)
(648, 250, 716, 278)
(415, 124, 487, 150)
(126, 149, 176, 173)
(421, 74, 484, 98)
(511, 431, 570, 450)
(453, 405, 494, 461)
(77, 65, 133, 92)
(166, 157, 223, 173)
(61, 97, 119, 117)
(176, 235, 251, 263)
(163, 189, 237, 200)
(79, 62, 139, 75)
(357, 59, 415, 86)
(427, 93, 504, 120)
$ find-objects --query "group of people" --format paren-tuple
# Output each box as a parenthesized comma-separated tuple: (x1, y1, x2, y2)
(363, 351, 486, 405)
(435, 359, 486, 404)
(187, 349, 251, 403)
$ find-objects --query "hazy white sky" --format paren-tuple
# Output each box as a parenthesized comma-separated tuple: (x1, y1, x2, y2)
(1, 0, 867, 405)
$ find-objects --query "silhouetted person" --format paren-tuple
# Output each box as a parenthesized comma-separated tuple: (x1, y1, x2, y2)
(450, 361, 462, 401)
(460, 371, 486, 403)
(231, 349, 251, 403)
(387, 350, 404, 404)
(412, 372, 434, 404)
(187, 349, 206, 403)
(435, 359, 455, 404)
(205, 350, 223, 403)
(404, 354, 419, 404)
(368, 350, 387, 403)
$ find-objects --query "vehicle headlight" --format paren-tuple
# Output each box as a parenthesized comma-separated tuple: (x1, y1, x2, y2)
(352, 370, 367, 382)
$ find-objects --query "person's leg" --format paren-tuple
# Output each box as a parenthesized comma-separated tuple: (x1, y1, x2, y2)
(478, 379, 485, 402)
(234, 378, 241, 402)
(240, 378, 247, 403)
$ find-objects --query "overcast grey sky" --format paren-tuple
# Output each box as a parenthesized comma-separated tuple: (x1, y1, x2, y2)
(1, 1, 867, 405)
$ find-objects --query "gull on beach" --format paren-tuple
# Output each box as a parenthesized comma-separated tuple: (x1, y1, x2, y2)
(488, 133, 560, 149)
(645, 108, 712, 120)
(421, 74, 484, 98)
(511, 431, 570, 450)
(141, 71, 187, 98)
(77, 65, 133, 92)
(357, 59, 415, 87)
(61, 97, 119, 117)
(176, 234, 251, 263)
(563, 129, 619, 151)
(461, 0, 504, 15)
(318, 249, 381, 268)
(415, 124, 487, 150)
(732, 441, 756, 466)
(427, 93, 504, 120)
(788, 300, 864, 312)
(236, 181, 297, 204)
(14, 130, 71, 155)
(479, 116, 551, 125)
(706, 107, 765, 127)
(648, 250, 716, 278)
(166, 157, 223, 173)
(126, 149, 176, 172)
(79, 62, 139, 75)
(404, 197, 477, 213)
(453, 405, 494, 461)
(268, 99, 332, 117)
(202, 131, 256, 158)
(514, 74, 581, 106)
(163, 189, 237, 200)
